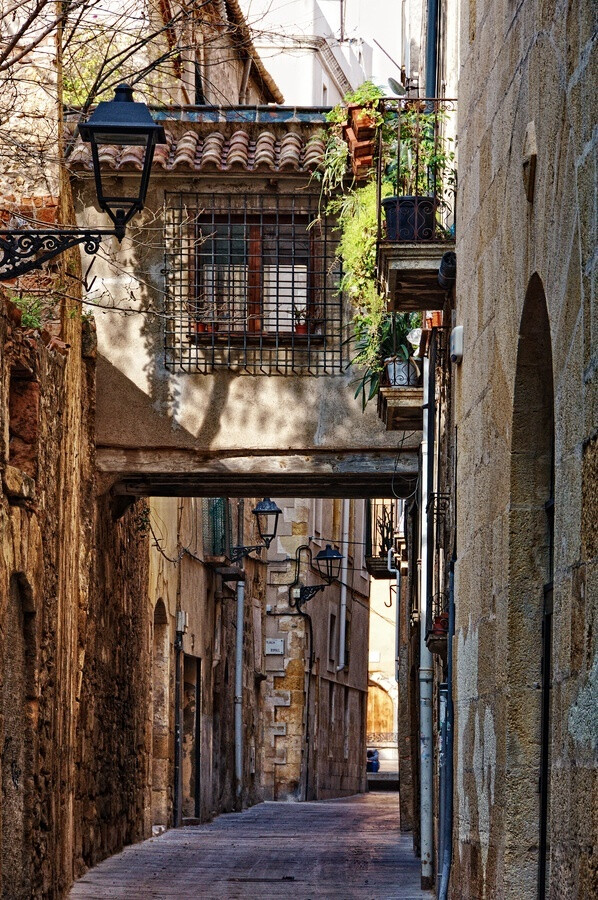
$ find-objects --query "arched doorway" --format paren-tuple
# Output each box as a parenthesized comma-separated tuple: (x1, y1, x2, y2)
(151, 599, 171, 828)
(506, 274, 554, 897)
(1, 574, 36, 899)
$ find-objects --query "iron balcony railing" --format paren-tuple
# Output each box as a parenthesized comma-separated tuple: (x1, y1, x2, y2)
(365, 499, 396, 560)
(375, 97, 457, 243)
(426, 591, 449, 640)
(164, 192, 345, 375)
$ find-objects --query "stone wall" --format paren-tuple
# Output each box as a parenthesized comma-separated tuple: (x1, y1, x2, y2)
(454, 2, 597, 898)
(0, 298, 155, 895)
(74, 497, 152, 876)
(147, 496, 267, 825)
(262, 498, 370, 801)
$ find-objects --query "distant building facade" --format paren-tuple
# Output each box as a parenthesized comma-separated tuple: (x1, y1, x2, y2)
(262, 498, 370, 800)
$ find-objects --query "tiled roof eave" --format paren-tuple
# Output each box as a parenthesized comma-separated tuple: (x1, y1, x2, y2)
(67, 125, 325, 177)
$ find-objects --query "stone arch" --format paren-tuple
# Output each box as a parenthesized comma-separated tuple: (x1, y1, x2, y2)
(151, 599, 171, 828)
(1, 573, 37, 899)
(505, 273, 554, 896)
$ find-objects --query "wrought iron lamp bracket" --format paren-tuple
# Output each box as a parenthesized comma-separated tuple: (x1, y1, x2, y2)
(0, 228, 115, 281)
(229, 544, 264, 564)
(291, 583, 326, 612)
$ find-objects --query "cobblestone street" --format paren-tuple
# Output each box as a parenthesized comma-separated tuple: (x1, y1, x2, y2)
(70, 794, 430, 899)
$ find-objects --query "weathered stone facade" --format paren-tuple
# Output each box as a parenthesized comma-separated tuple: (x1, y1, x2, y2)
(0, 285, 156, 896)
(262, 498, 370, 801)
(146, 496, 267, 826)
(452, 2, 597, 897)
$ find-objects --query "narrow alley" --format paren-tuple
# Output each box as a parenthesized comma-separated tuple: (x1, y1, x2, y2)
(69, 795, 427, 900)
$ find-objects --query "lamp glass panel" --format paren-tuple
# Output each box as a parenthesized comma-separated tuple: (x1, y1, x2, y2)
(315, 545, 343, 583)
(93, 131, 149, 146)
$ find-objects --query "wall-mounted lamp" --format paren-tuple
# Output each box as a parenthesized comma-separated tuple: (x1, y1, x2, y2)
(0, 84, 166, 281)
(289, 543, 344, 611)
(230, 497, 282, 562)
(251, 497, 282, 549)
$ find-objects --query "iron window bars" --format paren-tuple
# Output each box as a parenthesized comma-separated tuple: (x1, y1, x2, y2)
(164, 192, 345, 375)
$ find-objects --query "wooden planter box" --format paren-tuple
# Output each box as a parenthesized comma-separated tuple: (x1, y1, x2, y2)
(377, 385, 424, 431)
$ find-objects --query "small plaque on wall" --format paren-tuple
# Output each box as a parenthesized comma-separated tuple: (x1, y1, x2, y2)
(265, 638, 285, 655)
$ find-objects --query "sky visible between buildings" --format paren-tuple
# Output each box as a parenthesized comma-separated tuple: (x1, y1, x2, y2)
(242, 0, 415, 105)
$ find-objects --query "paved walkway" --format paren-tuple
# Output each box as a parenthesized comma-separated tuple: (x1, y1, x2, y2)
(70, 793, 431, 899)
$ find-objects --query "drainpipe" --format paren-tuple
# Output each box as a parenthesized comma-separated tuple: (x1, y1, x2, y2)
(234, 579, 245, 809)
(425, 0, 439, 97)
(392, 547, 401, 683)
(174, 625, 183, 826)
(336, 499, 351, 671)
(438, 560, 455, 898)
(420, 356, 434, 889)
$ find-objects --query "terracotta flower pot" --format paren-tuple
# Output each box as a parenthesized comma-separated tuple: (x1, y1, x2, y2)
(295, 323, 308, 335)
(193, 322, 214, 334)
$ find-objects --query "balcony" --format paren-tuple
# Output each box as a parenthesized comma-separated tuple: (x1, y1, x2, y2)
(365, 499, 398, 579)
(377, 384, 423, 431)
(425, 590, 449, 661)
(375, 98, 457, 312)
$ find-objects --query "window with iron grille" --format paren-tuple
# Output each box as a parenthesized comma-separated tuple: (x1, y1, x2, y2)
(201, 498, 233, 557)
(164, 192, 345, 374)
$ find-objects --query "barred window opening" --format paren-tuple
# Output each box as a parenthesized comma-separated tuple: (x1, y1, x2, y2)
(165, 192, 345, 374)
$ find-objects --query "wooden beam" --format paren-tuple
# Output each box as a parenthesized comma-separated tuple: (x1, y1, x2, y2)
(96, 447, 420, 499)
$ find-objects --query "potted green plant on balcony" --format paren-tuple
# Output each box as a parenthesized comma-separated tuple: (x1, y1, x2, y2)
(381, 101, 456, 240)
(351, 300, 420, 408)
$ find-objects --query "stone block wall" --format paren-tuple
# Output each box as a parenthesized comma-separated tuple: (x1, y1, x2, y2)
(454, 2, 597, 898)
(0, 295, 157, 895)
(262, 498, 370, 802)
(74, 496, 152, 877)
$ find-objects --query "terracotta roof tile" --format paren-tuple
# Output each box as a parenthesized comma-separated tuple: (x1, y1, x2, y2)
(68, 125, 325, 175)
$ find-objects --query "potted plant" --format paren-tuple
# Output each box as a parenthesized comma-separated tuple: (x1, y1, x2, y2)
(381, 101, 455, 240)
(293, 307, 309, 334)
(382, 313, 421, 387)
(186, 300, 214, 334)
(318, 82, 384, 186)
(350, 299, 421, 409)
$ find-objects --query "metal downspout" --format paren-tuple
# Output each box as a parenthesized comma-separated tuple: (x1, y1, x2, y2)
(425, 0, 439, 97)
(234, 579, 245, 809)
(336, 499, 351, 672)
(420, 356, 434, 889)
(174, 627, 183, 826)
(392, 545, 401, 684)
(438, 560, 455, 899)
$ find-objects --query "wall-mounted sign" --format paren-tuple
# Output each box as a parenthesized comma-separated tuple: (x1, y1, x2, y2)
(265, 638, 285, 655)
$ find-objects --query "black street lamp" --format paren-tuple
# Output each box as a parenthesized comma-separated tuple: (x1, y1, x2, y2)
(289, 543, 344, 609)
(251, 498, 282, 549)
(314, 544, 343, 584)
(0, 84, 166, 281)
(230, 497, 282, 563)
